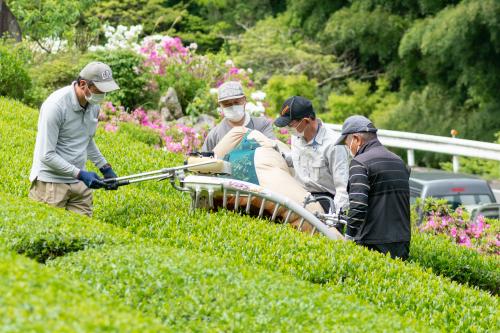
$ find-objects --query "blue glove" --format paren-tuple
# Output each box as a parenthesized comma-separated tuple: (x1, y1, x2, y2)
(99, 164, 118, 179)
(78, 170, 106, 189)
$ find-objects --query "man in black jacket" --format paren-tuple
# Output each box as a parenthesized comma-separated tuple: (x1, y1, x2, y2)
(335, 115, 411, 260)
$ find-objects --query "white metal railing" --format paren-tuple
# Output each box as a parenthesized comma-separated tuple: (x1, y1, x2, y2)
(325, 124, 500, 173)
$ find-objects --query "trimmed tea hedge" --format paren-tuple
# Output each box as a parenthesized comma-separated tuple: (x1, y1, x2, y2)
(0, 193, 132, 263)
(95, 202, 500, 332)
(410, 232, 499, 295)
(0, 248, 169, 332)
(0, 189, 429, 331)
(1, 97, 499, 332)
(52, 244, 430, 332)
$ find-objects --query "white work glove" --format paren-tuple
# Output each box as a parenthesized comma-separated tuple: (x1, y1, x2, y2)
(344, 234, 355, 242)
(281, 151, 293, 167)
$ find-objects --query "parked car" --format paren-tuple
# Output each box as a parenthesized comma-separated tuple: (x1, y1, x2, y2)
(470, 203, 500, 221)
(410, 168, 498, 221)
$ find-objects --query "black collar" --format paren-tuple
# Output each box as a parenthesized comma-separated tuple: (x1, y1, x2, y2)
(356, 138, 382, 156)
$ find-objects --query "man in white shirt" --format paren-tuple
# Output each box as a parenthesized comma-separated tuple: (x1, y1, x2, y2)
(274, 96, 349, 215)
(29, 62, 120, 216)
(202, 81, 275, 152)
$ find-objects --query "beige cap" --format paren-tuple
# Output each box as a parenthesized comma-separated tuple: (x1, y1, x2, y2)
(79, 61, 120, 93)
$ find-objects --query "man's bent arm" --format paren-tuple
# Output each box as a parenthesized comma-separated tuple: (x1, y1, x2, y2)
(346, 159, 369, 237)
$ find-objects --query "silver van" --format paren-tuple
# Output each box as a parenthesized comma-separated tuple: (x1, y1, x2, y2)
(410, 168, 497, 219)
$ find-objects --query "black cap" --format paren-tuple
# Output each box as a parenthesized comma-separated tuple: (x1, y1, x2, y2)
(274, 96, 315, 127)
(334, 115, 378, 145)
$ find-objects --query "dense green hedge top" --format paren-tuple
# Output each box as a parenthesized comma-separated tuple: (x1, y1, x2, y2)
(0, 192, 428, 332)
(0, 193, 133, 262)
(1, 97, 498, 332)
(0, 247, 169, 332)
(52, 244, 430, 332)
(410, 232, 499, 295)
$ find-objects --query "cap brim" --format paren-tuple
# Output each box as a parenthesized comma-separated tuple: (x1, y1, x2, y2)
(274, 116, 291, 127)
(334, 134, 348, 145)
(218, 94, 245, 102)
(94, 80, 120, 93)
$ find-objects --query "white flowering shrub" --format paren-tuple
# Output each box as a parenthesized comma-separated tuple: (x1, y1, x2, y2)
(88, 25, 143, 52)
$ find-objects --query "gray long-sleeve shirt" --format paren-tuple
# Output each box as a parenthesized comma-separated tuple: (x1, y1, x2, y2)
(29, 82, 107, 184)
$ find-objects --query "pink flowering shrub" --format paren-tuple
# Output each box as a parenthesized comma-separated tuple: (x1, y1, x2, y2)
(99, 102, 204, 154)
(418, 198, 499, 255)
(216, 60, 254, 89)
(274, 127, 292, 145)
(136, 35, 269, 118)
(139, 36, 192, 75)
(162, 123, 202, 154)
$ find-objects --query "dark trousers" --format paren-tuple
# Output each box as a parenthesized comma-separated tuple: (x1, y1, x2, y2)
(361, 242, 410, 261)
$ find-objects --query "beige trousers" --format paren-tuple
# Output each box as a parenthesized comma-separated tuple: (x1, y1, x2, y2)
(29, 180, 93, 217)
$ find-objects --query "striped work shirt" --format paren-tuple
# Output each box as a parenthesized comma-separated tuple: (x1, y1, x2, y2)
(346, 139, 411, 244)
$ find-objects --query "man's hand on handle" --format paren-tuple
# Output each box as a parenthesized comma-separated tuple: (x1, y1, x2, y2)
(100, 164, 118, 179)
(99, 164, 119, 190)
(78, 170, 106, 189)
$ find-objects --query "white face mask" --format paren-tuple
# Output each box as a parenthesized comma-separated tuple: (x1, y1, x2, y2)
(83, 83, 106, 105)
(222, 104, 245, 122)
(288, 119, 305, 138)
(348, 138, 359, 157)
(85, 92, 106, 105)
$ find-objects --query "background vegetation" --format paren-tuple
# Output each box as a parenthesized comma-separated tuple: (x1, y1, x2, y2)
(3, 0, 499, 173)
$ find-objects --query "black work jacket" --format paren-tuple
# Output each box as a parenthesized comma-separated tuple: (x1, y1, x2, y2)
(346, 139, 411, 244)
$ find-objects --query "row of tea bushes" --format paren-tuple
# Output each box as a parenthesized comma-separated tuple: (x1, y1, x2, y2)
(410, 232, 499, 295)
(0, 248, 168, 332)
(0, 193, 132, 262)
(52, 244, 429, 332)
(0, 193, 428, 332)
(95, 203, 499, 332)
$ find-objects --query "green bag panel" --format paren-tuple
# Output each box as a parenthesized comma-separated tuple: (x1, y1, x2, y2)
(223, 132, 260, 185)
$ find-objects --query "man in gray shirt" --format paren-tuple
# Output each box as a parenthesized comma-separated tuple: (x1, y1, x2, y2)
(274, 96, 349, 216)
(201, 81, 275, 152)
(29, 62, 120, 216)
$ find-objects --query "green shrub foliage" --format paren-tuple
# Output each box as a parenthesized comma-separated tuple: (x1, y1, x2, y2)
(52, 244, 429, 332)
(0, 193, 132, 263)
(1, 98, 498, 332)
(0, 45, 32, 100)
(410, 232, 499, 295)
(0, 248, 168, 331)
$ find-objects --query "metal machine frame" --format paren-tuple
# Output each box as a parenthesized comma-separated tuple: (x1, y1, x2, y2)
(104, 161, 346, 241)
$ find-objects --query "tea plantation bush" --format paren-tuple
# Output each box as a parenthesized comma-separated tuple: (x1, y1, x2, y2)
(410, 232, 499, 295)
(1, 97, 498, 332)
(0, 179, 427, 331)
(52, 244, 429, 332)
(0, 249, 168, 332)
(0, 193, 133, 263)
(95, 202, 499, 332)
